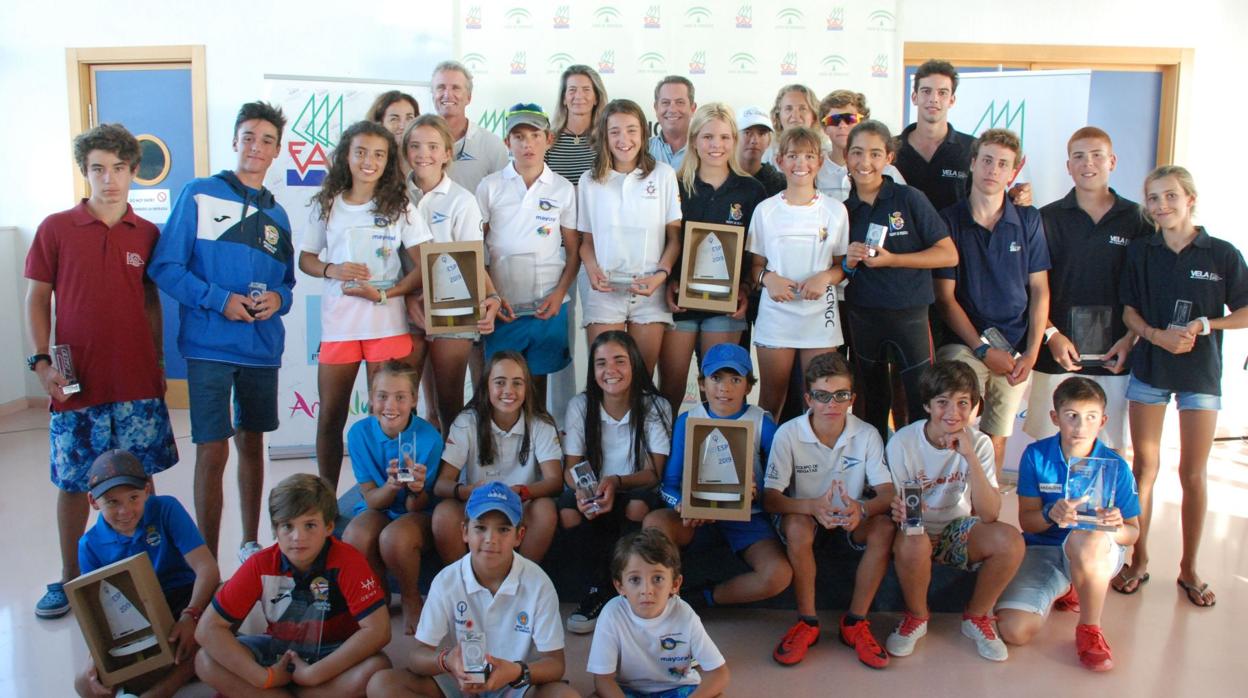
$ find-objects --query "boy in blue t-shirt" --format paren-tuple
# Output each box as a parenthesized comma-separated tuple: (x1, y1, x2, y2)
(74, 450, 220, 697)
(996, 377, 1140, 672)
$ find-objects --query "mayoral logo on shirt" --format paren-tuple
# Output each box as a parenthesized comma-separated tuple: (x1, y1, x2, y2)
(729, 203, 743, 221)
(514, 610, 532, 634)
(263, 225, 280, 253)
(374, 215, 389, 227)
(144, 525, 162, 548)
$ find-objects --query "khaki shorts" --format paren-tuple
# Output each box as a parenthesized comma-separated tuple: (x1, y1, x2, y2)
(936, 344, 1030, 437)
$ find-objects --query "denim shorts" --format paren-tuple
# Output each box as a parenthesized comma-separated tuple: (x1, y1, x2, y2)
(1125, 375, 1221, 411)
(186, 359, 280, 443)
(671, 312, 748, 334)
(996, 534, 1125, 616)
(238, 634, 343, 665)
(48, 399, 178, 492)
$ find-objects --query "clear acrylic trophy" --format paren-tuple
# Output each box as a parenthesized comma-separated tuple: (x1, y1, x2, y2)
(1063, 457, 1120, 532)
(99, 579, 159, 658)
(51, 343, 81, 395)
(246, 282, 267, 318)
(1069, 305, 1114, 367)
(692, 428, 742, 501)
(777, 235, 816, 290)
(345, 226, 396, 290)
(271, 576, 325, 664)
(395, 433, 416, 483)
(687, 232, 732, 298)
(571, 461, 602, 514)
(496, 253, 540, 316)
(823, 479, 852, 528)
(979, 327, 1022, 359)
(461, 630, 489, 683)
(430, 253, 476, 319)
(1168, 299, 1193, 332)
(864, 223, 888, 257)
(902, 479, 925, 536)
(605, 226, 647, 290)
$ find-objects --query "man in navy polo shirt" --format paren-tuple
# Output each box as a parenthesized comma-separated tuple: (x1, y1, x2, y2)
(934, 128, 1050, 481)
(1023, 127, 1152, 450)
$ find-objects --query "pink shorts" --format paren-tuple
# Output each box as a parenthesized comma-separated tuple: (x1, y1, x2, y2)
(318, 334, 413, 365)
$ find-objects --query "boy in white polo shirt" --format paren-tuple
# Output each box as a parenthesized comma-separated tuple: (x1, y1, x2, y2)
(763, 352, 895, 669)
(588, 528, 729, 698)
(366, 481, 575, 698)
(884, 360, 1024, 663)
(478, 104, 580, 407)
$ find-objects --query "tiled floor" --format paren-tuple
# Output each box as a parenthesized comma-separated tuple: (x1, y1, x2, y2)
(2, 406, 1245, 696)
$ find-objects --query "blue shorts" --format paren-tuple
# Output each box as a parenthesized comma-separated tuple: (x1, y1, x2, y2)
(49, 398, 177, 492)
(623, 686, 697, 698)
(671, 312, 748, 334)
(186, 359, 280, 443)
(704, 512, 777, 553)
(237, 634, 343, 666)
(1125, 375, 1220, 411)
(484, 302, 572, 376)
(996, 534, 1126, 616)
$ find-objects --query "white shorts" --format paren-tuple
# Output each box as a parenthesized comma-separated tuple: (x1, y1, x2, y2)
(577, 271, 673, 327)
(1023, 371, 1129, 450)
(996, 533, 1126, 617)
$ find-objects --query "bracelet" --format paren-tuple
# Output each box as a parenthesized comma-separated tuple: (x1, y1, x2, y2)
(516, 484, 533, 502)
(375, 288, 388, 305)
(840, 257, 857, 276)
(1043, 326, 1059, 343)
(1197, 316, 1211, 335)
(180, 606, 202, 622)
(656, 267, 671, 278)
(263, 666, 276, 690)
(436, 648, 450, 674)
(323, 262, 333, 279)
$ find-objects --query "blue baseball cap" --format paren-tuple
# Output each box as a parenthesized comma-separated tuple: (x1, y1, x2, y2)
(466, 481, 523, 525)
(701, 343, 752, 377)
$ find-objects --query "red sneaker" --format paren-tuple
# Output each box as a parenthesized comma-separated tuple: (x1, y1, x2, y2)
(839, 615, 889, 669)
(773, 619, 820, 665)
(1076, 624, 1113, 672)
(1054, 584, 1081, 613)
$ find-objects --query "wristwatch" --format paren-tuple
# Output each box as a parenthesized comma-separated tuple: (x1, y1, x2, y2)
(509, 661, 531, 689)
(26, 353, 51, 371)
(972, 343, 991, 360)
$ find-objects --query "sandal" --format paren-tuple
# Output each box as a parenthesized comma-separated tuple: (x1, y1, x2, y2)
(1177, 578, 1216, 607)
(1111, 570, 1149, 594)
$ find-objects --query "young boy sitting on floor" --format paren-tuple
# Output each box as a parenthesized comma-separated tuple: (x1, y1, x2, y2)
(996, 377, 1140, 671)
(195, 473, 391, 697)
(75, 450, 219, 698)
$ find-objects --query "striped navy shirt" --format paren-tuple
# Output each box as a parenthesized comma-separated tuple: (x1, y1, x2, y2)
(544, 131, 595, 185)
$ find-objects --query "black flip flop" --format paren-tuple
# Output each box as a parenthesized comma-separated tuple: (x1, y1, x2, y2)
(1177, 578, 1216, 607)
(1111, 571, 1150, 594)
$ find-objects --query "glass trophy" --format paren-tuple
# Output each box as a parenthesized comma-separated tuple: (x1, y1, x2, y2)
(605, 226, 647, 290)
(345, 226, 396, 290)
(1069, 305, 1113, 367)
(429, 253, 476, 319)
(395, 433, 416, 483)
(51, 344, 81, 395)
(823, 478, 851, 528)
(902, 479, 925, 536)
(99, 579, 159, 658)
(571, 461, 602, 514)
(979, 327, 1021, 359)
(268, 576, 326, 664)
(461, 630, 489, 683)
(1168, 299, 1193, 332)
(687, 232, 733, 297)
(246, 282, 267, 318)
(1063, 457, 1120, 532)
(495, 253, 540, 316)
(691, 428, 742, 501)
(864, 223, 888, 257)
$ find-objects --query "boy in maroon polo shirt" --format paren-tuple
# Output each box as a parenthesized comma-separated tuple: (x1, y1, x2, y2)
(25, 123, 178, 620)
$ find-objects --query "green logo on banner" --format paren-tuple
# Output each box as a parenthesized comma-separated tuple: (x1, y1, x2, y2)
(465, 4, 482, 29)
(684, 6, 712, 27)
(689, 50, 707, 74)
(871, 54, 889, 78)
(643, 4, 661, 28)
(638, 51, 666, 72)
(462, 52, 488, 74)
(593, 6, 622, 27)
(974, 100, 1026, 138)
(820, 54, 848, 75)
(780, 52, 798, 76)
(735, 4, 752, 27)
(510, 51, 527, 74)
(292, 94, 343, 147)
(776, 7, 804, 28)
(728, 52, 757, 74)
(548, 52, 575, 72)
(599, 49, 616, 74)
(553, 4, 570, 28)
(504, 7, 532, 28)
(868, 9, 895, 30)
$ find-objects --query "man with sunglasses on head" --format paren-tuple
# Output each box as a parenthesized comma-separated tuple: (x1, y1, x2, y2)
(763, 352, 896, 669)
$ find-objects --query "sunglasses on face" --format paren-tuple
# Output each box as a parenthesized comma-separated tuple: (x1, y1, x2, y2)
(821, 113, 862, 127)
(808, 389, 854, 404)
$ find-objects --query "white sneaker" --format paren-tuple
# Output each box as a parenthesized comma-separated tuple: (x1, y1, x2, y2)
(238, 541, 263, 564)
(886, 611, 928, 657)
(961, 614, 1008, 662)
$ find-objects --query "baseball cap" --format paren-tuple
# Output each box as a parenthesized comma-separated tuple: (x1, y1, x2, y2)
(505, 103, 550, 135)
(701, 343, 753, 377)
(466, 480, 523, 525)
(738, 106, 773, 131)
(87, 449, 149, 498)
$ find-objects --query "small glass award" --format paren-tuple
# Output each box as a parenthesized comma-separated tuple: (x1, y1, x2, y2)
(51, 344, 81, 395)
(1069, 305, 1113, 367)
(1063, 457, 1120, 532)
(246, 282, 267, 318)
(395, 433, 416, 483)
(979, 327, 1021, 359)
(571, 461, 602, 514)
(823, 478, 852, 528)
(902, 479, 925, 536)
(691, 428, 742, 501)
(345, 226, 396, 290)
(274, 577, 325, 664)
(429, 253, 476, 318)
(495, 253, 540, 316)
(605, 226, 647, 290)
(687, 232, 733, 297)
(1168, 299, 1193, 332)
(461, 630, 489, 683)
(99, 579, 160, 658)
(864, 223, 888, 258)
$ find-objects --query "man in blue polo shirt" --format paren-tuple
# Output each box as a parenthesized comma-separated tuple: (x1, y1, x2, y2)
(648, 76, 696, 168)
(934, 128, 1050, 481)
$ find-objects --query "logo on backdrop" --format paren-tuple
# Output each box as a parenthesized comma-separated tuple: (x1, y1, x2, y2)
(820, 54, 849, 77)
(548, 52, 575, 74)
(974, 100, 1026, 137)
(867, 9, 896, 31)
(689, 51, 707, 75)
(728, 52, 758, 75)
(871, 54, 890, 78)
(827, 7, 845, 30)
(683, 6, 713, 28)
(465, 4, 482, 29)
(599, 50, 617, 74)
(643, 5, 661, 28)
(776, 7, 805, 29)
(463, 53, 488, 75)
(510, 51, 527, 75)
(780, 52, 799, 76)
(553, 5, 570, 28)
(286, 93, 342, 186)
(504, 7, 532, 29)
(593, 6, 623, 28)
(479, 109, 509, 139)
(735, 4, 753, 27)
(638, 51, 667, 74)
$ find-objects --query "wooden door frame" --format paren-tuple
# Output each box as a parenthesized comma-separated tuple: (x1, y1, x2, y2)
(903, 43, 1195, 167)
(65, 45, 209, 199)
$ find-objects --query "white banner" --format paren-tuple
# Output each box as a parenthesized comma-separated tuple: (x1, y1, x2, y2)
(263, 76, 426, 458)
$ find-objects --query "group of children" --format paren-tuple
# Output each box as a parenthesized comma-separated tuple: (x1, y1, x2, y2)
(42, 58, 1247, 697)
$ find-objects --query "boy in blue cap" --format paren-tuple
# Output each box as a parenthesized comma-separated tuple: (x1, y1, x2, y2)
(644, 344, 792, 611)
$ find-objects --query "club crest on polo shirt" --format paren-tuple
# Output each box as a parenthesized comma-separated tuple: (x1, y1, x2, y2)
(126, 252, 145, 268)
(310, 576, 331, 610)
(1009, 241, 1022, 252)
(840, 455, 861, 471)
(514, 610, 532, 633)
(431, 211, 449, 225)
(889, 211, 905, 230)
(263, 225, 280, 252)
(1191, 269, 1223, 282)
(644, 180, 657, 198)
(144, 525, 162, 548)
(538, 198, 558, 211)
(1108, 235, 1130, 246)
(729, 203, 743, 221)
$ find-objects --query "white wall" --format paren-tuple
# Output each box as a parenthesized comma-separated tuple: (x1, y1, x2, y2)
(1, 0, 1243, 428)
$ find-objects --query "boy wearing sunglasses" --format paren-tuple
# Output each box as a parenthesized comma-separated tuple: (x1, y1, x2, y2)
(883, 360, 1024, 662)
(763, 352, 895, 668)
(815, 90, 907, 202)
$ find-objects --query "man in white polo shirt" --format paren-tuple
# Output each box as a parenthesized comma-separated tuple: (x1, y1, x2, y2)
(366, 482, 576, 697)
(433, 60, 510, 195)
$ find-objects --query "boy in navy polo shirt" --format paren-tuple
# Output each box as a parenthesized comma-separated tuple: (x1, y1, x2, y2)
(997, 378, 1140, 672)
(934, 128, 1051, 480)
(195, 473, 391, 696)
(1023, 127, 1152, 451)
(74, 450, 218, 697)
